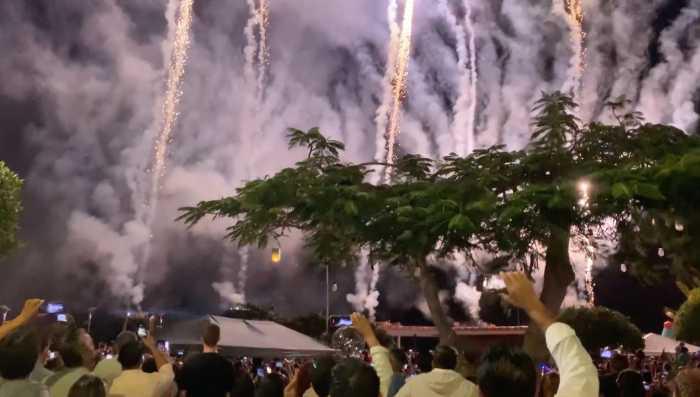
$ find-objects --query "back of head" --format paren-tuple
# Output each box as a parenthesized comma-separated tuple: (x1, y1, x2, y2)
(0, 327, 39, 380)
(433, 345, 458, 370)
(389, 348, 407, 373)
(202, 323, 221, 348)
(670, 368, 700, 397)
(311, 356, 336, 397)
(117, 341, 144, 370)
(477, 345, 536, 397)
(141, 356, 157, 373)
(617, 369, 645, 397)
(610, 353, 630, 373)
(255, 373, 285, 397)
(113, 331, 138, 354)
(330, 358, 380, 397)
(53, 326, 87, 369)
(68, 374, 106, 397)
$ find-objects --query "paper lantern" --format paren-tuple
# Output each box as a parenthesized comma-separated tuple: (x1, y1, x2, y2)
(271, 248, 282, 263)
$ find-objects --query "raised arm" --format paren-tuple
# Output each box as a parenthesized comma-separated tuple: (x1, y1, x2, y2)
(0, 299, 43, 341)
(501, 272, 598, 397)
(352, 313, 393, 397)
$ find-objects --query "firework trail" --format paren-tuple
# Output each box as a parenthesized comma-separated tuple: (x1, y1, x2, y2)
(243, 0, 270, 103)
(562, 0, 585, 106)
(243, 0, 259, 89)
(383, 0, 415, 181)
(372, 0, 400, 184)
(445, 0, 479, 156)
(347, 252, 381, 321)
(238, 246, 249, 303)
(366, 263, 381, 321)
(137, 0, 195, 296)
(257, 0, 271, 103)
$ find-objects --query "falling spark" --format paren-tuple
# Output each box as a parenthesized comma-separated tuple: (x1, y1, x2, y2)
(138, 0, 195, 289)
(563, 0, 585, 105)
(383, 0, 415, 181)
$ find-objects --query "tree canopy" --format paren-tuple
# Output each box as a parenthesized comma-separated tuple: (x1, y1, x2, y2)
(0, 161, 22, 258)
(558, 306, 644, 352)
(179, 92, 700, 349)
(674, 288, 700, 344)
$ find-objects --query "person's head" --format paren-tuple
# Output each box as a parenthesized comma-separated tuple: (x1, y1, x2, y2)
(232, 369, 255, 397)
(0, 327, 40, 380)
(617, 369, 645, 397)
(669, 368, 700, 397)
(432, 345, 458, 370)
(477, 345, 536, 397)
(53, 326, 90, 369)
(611, 353, 630, 373)
(117, 341, 144, 370)
(202, 323, 220, 350)
(311, 356, 336, 397)
(113, 331, 138, 354)
(255, 373, 284, 397)
(330, 358, 380, 397)
(68, 374, 106, 397)
(141, 355, 157, 373)
(538, 372, 560, 397)
(389, 348, 407, 373)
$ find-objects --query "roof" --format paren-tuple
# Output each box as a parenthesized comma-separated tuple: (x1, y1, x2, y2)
(377, 322, 528, 338)
(643, 333, 700, 355)
(158, 315, 335, 358)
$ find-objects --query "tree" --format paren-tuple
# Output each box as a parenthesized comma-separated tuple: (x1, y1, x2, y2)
(179, 94, 700, 355)
(674, 288, 700, 344)
(0, 161, 22, 258)
(557, 306, 643, 353)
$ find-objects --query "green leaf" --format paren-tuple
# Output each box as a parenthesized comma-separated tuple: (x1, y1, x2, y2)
(343, 201, 359, 216)
(635, 183, 665, 201)
(611, 183, 632, 199)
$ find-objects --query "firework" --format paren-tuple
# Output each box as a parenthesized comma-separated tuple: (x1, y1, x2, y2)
(563, 0, 585, 105)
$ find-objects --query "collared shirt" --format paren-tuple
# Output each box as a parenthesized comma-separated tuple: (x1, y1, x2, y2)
(93, 358, 123, 388)
(546, 322, 599, 397)
(108, 364, 174, 397)
(29, 361, 53, 383)
(44, 367, 90, 397)
(393, 368, 478, 397)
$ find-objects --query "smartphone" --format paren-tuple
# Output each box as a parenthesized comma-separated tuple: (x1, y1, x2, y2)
(257, 368, 265, 378)
(56, 314, 68, 323)
(48, 351, 56, 360)
(176, 350, 185, 358)
(105, 354, 114, 360)
(276, 361, 283, 369)
(46, 303, 64, 314)
(137, 325, 148, 337)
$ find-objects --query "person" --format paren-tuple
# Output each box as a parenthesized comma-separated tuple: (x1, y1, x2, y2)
(256, 373, 285, 397)
(616, 369, 645, 397)
(0, 299, 43, 342)
(668, 368, 700, 397)
(92, 330, 138, 387)
(477, 272, 599, 397)
(67, 374, 106, 397)
(176, 323, 234, 397)
(232, 368, 255, 397)
(0, 326, 50, 397)
(330, 358, 380, 397)
(600, 353, 630, 397)
(538, 372, 560, 397)
(107, 336, 174, 397)
(303, 356, 335, 397)
(393, 345, 478, 397)
(29, 328, 54, 383)
(386, 348, 407, 397)
(43, 327, 98, 397)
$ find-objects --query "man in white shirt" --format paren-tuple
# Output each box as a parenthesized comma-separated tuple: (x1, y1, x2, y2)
(0, 326, 50, 397)
(108, 335, 174, 397)
(477, 272, 599, 397)
(394, 345, 478, 397)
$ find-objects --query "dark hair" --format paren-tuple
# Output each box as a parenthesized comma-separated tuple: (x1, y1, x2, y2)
(611, 353, 630, 373)
(114, 331, 138, 353)
(141, 356, 157, 373)
(389, 348, 407, 372)
(311, 356, 336, 397)
(477, 345, 536, 397)
(118, 341, 144, 369)
(53, 326, 85, 368)
(330, 358, 380, 397)
(203, 324, 220, 347)
(255, 373, 285, 397)
(617, 369, 645, 397)
(416, 350, 433, 373)
(232, 369, 255, 397)
(433, 345, 458, 370)
(0, 327, 40, 380)
(68, 374, 106, 397)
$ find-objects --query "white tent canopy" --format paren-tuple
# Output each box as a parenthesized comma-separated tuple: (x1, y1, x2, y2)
(158, 315, 334, 358)
(643, 333, 700, 356)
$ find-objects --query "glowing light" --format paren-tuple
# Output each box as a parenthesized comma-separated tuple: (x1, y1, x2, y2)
(675, 222, 685, 232)
(658, 247, 665, 258)
(271, 247, 282, 263)
(383, 0, 415, 181)
(577, 179, 591, 208)
(620, 263, 627, 273)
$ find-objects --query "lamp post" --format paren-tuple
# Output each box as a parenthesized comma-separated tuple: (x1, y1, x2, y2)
(325, 265, 330, 335)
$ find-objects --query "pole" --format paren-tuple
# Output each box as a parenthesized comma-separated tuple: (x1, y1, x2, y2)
(325, 265, 330, 335)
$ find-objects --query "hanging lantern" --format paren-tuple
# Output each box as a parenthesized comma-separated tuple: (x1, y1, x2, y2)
(271, 248, 282, 263)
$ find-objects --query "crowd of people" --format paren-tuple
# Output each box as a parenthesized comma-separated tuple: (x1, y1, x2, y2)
(0, 272, 698, 397)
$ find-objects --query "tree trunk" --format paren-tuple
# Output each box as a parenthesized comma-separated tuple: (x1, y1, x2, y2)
(524, 225, 576, 361)
(417, 264, 457, 346)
